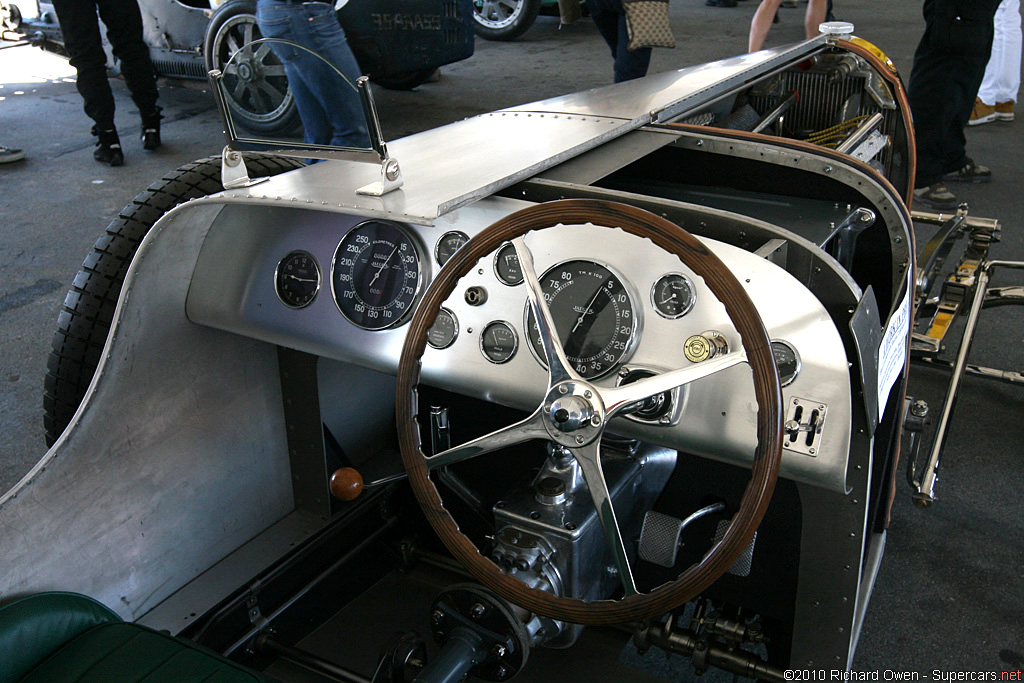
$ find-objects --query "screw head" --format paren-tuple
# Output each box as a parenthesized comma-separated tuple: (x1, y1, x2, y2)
(431, 609, 444, 624)
(470, 603, 487, 619)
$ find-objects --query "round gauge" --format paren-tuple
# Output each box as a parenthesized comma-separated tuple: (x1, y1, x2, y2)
(481, 321, 518, 364)
(427, 308, 459, 349)
(526, 260, 637, 380)
(333, 220, 421, 330)
(435, 231, 468, 267)
(771, 340, 801, 387)
(652, 273, 696, 319)
(275, 250, 321, 309)
(494, 243, 523, 286)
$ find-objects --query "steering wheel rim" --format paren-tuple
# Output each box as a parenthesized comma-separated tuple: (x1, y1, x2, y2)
(397, 199, 783, 625)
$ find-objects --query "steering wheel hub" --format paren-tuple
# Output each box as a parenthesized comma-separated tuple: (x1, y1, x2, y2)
(544, 381, 604, 445)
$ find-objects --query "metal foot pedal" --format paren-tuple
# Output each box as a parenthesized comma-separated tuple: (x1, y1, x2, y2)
(638, 503, 725, 568)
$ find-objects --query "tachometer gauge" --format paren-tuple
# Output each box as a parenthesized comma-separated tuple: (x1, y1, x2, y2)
(652, 273, 696, 319)
(435, 231, 468, 267)
(333, 220, 421, 330)
(275, 251, 321, 309)
(526, 260, 637, 379)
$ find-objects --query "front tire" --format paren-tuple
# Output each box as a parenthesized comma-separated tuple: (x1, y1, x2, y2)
(473, 0, 542, 41)
(43, 154, 306, 446)
(204, 0, 302, 135)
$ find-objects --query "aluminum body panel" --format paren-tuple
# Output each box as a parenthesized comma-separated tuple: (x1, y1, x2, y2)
(0, 204, 294, 620)
(220, 40, 825, 224)
(186, 196, 853, 492)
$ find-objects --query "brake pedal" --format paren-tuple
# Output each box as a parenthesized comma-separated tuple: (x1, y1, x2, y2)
(638, 503, 725, 568)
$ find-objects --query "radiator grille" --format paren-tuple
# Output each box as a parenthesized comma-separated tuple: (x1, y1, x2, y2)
(747, 69, 898, 172)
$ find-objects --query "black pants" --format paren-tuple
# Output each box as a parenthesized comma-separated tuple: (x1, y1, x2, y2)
(51, 0, 159, 130)
(907, 0, 1000, 187)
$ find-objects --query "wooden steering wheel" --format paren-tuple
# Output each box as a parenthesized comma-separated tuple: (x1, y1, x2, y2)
(396, 199, 783, 625)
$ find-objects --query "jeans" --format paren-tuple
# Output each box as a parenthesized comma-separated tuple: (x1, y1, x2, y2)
(50, 0, 159, 129)
(256, 0, 370, 148)
(585, 0, 652, 82)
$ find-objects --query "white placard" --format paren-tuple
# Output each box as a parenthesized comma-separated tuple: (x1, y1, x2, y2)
(877, 281, 911, 421)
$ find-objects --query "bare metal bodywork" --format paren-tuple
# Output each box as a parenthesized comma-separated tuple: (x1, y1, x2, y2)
(1, 32, 921, 679)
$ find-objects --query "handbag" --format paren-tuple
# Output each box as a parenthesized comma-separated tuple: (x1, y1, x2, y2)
(622, 0, 675, 51)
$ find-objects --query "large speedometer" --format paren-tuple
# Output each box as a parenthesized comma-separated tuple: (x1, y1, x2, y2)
(526, 260, 637, 379)
(332, 220, 421, 330)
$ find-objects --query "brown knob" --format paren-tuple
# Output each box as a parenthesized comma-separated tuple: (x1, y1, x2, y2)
(329, 467, 364, 501)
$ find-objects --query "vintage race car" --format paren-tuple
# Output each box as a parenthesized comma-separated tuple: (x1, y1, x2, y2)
(2, 24, 930, 682)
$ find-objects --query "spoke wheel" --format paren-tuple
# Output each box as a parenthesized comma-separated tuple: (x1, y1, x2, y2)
(397, 199, 783, 625)
(203, 0, 300, 135)
(473, 0, 542, 41)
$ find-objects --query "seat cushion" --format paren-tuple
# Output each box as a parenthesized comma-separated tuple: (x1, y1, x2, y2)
(19, 623, 265, 683)
(0, 592, 121, 682)
(0, 592, 264, 683)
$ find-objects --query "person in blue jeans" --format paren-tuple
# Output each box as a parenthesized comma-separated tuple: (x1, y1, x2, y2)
(586, 0, 652, 82)
(256, 0, 370, 148)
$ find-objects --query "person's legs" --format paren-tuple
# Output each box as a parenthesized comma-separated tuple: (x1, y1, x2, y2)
(804, 0, 828, 39)
(612, 12, 651, 81)
(749, 0, 785, 52)
(95, 0, 158, 116)
(586, 0, 621, 59)
(300, 3, 370, 146)
(257, 0, 332, 145)
(51, 0, 115, 130)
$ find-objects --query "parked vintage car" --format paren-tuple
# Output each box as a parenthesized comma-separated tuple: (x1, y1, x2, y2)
(473, 0, 563, 41)
(1, 0, 475, 134)
(3, 24, 927, 682)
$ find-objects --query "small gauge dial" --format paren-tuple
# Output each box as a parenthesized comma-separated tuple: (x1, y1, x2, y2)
(427, 308, 459, 349)
(275, 251, 320, 309)
(771, 340, 801, 387)
(652, 273, 696, 319)
(481, 321, 518, 364)
(333, 220, 420, 330)
(526, 260, 636, 379)
(494, 243, 523, 286)
(435, 231, 469, 267)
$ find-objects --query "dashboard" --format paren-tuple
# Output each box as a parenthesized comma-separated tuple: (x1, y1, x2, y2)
(185, 195, 853, 492)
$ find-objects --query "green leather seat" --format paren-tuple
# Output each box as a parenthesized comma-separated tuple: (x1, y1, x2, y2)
(0, 592, 264, 683)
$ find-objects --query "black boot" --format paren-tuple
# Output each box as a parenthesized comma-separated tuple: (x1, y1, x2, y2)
(92, 126, 124, 166)
(141, 106, 162, 151)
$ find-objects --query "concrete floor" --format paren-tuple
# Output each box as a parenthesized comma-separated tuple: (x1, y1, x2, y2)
(1, 0, 1022, 675)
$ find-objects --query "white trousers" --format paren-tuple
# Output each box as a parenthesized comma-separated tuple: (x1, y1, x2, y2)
(978, 0, 1022, 104)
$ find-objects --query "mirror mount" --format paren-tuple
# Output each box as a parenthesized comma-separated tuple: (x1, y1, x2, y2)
(208, 39, 403, 196)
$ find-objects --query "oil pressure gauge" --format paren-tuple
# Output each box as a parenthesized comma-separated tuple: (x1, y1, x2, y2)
(652, 273, 696, 319)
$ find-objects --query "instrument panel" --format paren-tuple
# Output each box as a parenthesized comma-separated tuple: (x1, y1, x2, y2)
(189, 197, 852, 493)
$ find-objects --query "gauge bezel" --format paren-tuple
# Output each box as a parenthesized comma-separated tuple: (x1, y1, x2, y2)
(330, 220, 423, 331)
(274, 250, 321, 309)
(523, 258, 641, 380)
(480, 321, 518, 364)
(651, 272, 697, 319)
(770, 339, 802, 387)
(493, 242, 524, 286)
(427, 307, 459, 349)
(434, 231, 469, 267)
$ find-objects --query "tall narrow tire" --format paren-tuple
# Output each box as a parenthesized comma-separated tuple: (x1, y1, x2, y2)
(42, 154, 305, 447)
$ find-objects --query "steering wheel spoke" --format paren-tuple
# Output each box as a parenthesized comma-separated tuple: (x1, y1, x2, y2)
(573, 442, 639, 596)
(424, 408, 547, 470)
(512, 237, 576, 386)
(603, 350, 749, 418)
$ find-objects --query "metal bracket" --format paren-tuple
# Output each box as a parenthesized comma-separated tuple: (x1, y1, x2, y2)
(221, 147, 270, 190)
(356, 155, 403, 196)
(784, 397, 829, 456)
